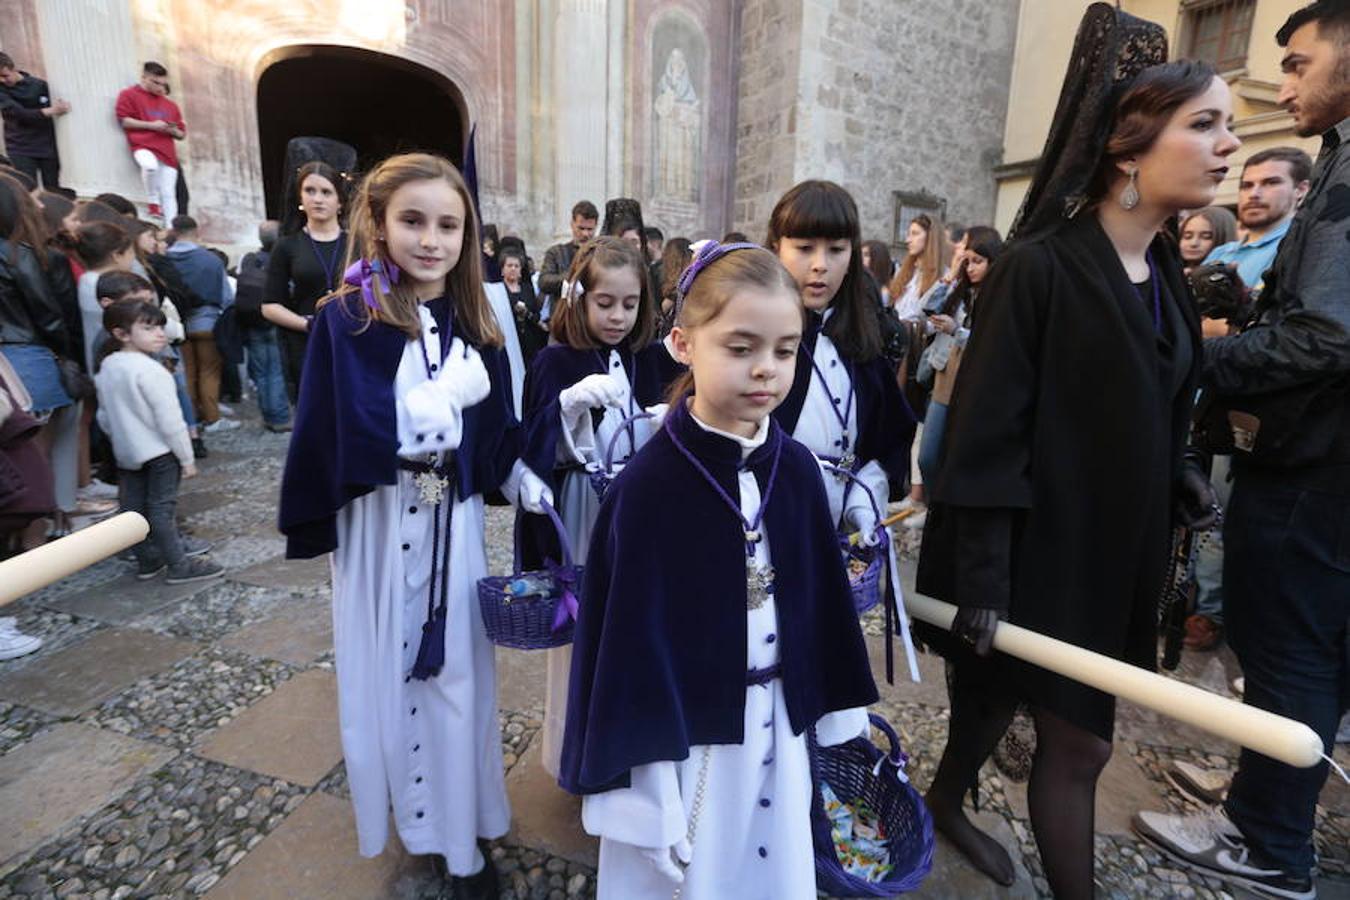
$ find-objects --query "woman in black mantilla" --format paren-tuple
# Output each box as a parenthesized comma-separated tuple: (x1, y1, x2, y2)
(915, 5, 1236, 896)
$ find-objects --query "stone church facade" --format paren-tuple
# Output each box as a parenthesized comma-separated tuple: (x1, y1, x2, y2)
(1, 0, 1020, 254)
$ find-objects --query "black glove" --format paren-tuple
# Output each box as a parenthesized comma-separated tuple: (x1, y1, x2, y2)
(952, 606, 1002, 657)
(1175, 461, 1220, 530)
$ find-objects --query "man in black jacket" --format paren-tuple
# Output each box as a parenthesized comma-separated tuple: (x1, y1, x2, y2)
(1133, 4, 1350, 897)
(537, 200, 598, 317)
(0, 53, 69, 189)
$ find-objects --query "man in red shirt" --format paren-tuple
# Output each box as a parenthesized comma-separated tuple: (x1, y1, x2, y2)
(114, 61, 185, 224)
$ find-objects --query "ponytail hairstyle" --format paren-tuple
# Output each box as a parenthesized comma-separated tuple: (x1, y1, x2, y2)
(889, 213, 949, 304)
(321, 152, 501, 346)
(765, 180, 881, 362)
(548, 235, 657, 351)
(96, 298, 166, 371)
(75, 221, 132, 270)
(665, 242, 802, 404)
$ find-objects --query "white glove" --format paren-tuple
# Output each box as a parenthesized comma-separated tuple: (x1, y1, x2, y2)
(559, 373, 626, 418)
(441, 338, 491, 410)
(639, 838, 692, 883)
(518, 468, 554, 515)
(644, 402, 670, 429)
(844, 500, 882, 548)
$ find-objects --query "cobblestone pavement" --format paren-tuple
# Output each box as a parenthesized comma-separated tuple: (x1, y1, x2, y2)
(0, 402, 1346, 900)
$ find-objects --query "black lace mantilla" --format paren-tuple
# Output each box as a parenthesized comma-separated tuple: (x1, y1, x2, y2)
(1009, 2, 1169, 239)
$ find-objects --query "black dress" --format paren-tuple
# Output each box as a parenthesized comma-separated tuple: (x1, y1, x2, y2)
(506, 283, 548, 365)
(263, 229, 347, 401)
(916, 212, 1198, 740)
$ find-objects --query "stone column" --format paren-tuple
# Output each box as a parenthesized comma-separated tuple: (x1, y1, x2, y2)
(36, 0, 145, 198)
(552, 0, 609, 235)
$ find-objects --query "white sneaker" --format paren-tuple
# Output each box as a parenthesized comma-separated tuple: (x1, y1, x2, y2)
(0, 617, 17, 633)
(78, 478, 120, 500)
(203, 418, 240, 433)
(216, 403, 236, 417)
(0, 628, 42, 661)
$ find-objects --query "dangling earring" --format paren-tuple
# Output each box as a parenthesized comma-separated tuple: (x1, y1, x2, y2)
(1119, 169, 1140, 210)
(298, 204, 304, 211)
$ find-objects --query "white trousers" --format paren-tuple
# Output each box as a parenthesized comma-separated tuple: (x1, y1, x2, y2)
(132, 149, 178, 222)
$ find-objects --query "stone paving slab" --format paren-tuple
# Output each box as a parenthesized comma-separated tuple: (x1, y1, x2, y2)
(911, 809, 1036, 897)
(217, 597, 333, 665)
(204, 792, 427, 900)
(0, 723, 176, 874)
(41, 571, 218, 625)
(176, 490, 237, 518)
(505, 737, 597, 868)
(495, 645, 547, 714)
(196, 669, 342, 787)
(230, 554, 330, 591)
(0, 628, 199, 717)
(1002, 746, 1164, 837)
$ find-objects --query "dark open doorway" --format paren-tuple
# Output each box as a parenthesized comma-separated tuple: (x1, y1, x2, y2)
(256, 45, 467, 218)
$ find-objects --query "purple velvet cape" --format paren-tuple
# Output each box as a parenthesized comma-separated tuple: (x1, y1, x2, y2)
(773, 315, 915, 479)
(558, 399, 878, 795)
(278, 292, 521, 559)
(516, 341, 680, 569)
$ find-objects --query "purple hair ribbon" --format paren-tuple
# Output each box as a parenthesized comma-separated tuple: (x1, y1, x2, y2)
(674, 239, 762, 320)
(343, 258, 402, 311)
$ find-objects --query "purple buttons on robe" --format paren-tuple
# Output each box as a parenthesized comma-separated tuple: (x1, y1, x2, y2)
(758, 846, 768, 858)
(760, 798, 771, 808)
(766, 634, 776, 644)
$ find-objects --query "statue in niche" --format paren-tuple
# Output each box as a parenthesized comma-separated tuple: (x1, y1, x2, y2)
(654, 48, 700, 203)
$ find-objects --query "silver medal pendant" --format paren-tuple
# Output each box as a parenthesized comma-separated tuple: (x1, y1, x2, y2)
(414, 471, 449, 506)
(836, 447, 857, 476)
(746, 560, 775, 610)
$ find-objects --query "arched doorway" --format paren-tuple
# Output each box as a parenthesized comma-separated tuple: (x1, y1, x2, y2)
(256, 45, 467, 218)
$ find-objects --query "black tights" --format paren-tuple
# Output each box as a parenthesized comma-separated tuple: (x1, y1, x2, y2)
(927, 674, 1112, 899)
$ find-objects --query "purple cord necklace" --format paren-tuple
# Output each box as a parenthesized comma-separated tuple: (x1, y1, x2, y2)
(664, 412, 784, 610)
(305, 228, 343, 290)
(807, 351, 856, 472)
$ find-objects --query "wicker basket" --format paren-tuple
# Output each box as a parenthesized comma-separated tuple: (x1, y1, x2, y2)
(810, 713, 935, 896)
(822, 464, 887, 615)
(477, 501, 580, 650)
(586, 411, 655, 501)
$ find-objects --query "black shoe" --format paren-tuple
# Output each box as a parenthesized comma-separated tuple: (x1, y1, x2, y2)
(192, 437, 209, 459)
(452, 859, 499, 900)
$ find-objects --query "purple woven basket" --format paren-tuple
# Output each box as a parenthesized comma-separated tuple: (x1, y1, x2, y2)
(822, 464, 886, 615)
(809, 713, 935, 896)
(477, 501, 580, 650)
(587, 411, 655, 500)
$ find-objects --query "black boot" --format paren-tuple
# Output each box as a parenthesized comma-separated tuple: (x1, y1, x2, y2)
(452, 858, 499, 900)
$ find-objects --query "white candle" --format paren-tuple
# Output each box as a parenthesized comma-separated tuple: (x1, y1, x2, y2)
(0, 512, 149, 606)
(905, 593, 1324, 769)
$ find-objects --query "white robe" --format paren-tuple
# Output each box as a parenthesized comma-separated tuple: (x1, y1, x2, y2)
(581, 413, 868, 900)
(541, 347, 659, 777)
(791, 317, 890, 527)
(329, 304, 511, 874)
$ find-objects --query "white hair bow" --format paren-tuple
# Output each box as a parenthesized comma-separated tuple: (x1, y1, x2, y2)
(561, 278, 585, 305)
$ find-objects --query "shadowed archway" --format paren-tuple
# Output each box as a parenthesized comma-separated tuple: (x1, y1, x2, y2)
(256, 45, 467, 218)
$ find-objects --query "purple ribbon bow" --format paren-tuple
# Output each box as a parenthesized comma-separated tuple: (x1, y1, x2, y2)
(546, 560, 580, 632)
(343, 258, 402, 311)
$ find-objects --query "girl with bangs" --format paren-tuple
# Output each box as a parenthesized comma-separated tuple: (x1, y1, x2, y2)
(278, 152, 550, 900)
(516, 234, 670, 779)
(765, 180, 914, 546)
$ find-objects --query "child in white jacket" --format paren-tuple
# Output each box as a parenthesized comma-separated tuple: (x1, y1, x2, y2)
(94, 299, 223, 585)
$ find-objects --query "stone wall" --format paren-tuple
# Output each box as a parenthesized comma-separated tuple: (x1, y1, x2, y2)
(733, 0, 1020, 247)
(731, 0, 807, 240)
